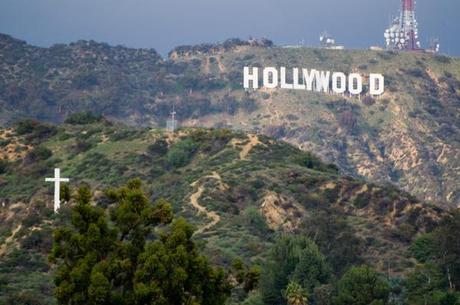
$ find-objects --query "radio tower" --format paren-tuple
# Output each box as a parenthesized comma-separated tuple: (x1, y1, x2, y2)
(384, 0, 421, 51)
(166, 105, 178, 132)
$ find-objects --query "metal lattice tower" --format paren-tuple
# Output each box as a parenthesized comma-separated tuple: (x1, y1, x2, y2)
(166, 105, 177, 132)
(384, 0, 421, 51)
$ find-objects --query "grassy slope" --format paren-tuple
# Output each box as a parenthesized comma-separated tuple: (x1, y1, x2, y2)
(0, 121, 446, 303)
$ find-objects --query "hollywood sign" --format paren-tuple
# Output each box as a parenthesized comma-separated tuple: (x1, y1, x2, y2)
(244, 67, 385, 96)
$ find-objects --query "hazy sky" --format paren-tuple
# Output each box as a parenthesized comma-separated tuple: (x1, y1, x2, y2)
(0, 0, 459, 57)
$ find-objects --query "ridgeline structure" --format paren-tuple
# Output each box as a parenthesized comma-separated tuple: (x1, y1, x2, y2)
(384, 0, 439, 53)
(166, 106, 178, 132)
(320, 32, 344, 50)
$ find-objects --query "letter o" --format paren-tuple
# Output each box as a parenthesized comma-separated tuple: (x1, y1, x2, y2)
(348, 73, 363, 95)
(332, 72, 346, 94)
(263, 67, 279, 89)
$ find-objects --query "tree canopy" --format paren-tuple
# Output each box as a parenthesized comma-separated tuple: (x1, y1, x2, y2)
(259, 235, 330, 305)
(49, 179, 230, 305)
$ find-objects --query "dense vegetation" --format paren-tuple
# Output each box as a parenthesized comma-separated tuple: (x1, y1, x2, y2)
(49, 180, 229, 305)
(0, 118, 458, 304)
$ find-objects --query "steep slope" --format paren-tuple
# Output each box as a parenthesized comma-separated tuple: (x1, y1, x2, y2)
(0, 120, 447, 303)
(0, 33, 459, 207)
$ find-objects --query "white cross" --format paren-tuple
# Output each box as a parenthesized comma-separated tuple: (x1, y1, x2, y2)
(45, 168, 70, 213)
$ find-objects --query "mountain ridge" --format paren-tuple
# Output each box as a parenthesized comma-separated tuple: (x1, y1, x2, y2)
(0, 33, 459, 208)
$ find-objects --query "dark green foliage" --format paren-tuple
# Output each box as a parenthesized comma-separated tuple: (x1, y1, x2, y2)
(407, 211, 460, 303)
(313, 284, 333, 305)
(405, 264, 443, 305)
(353, 191, 371, 208)
(167, 138, 198, 168)
(405, 68, 427, 79)
(334, 266, 390, 305)
(405, 264, 460, 305)
(135, 218, 230, 305)
(3, 290, 48, 305)
(24, 146, 52, 163)
(14, 119, 57, 144)
(72, 72, 99, 89)
(21, 212, 41, 228)
(242, 206, 271, 237)
(0, 248, 49, 273)
(73, 139, 94, 154)
(391, 223, 417, 243)
(0, 159, 7, 174)
(65, 112, 102, 125)
(147, 139, 168, 156)
(289, 151, 338, 174)
(49, 180, 229, 305)
(60, 184, 71, 203)
(231, 258, 262, 294)
(431, 212, 460, 290)
(260, 235, 330, 305)
(435, 55, 452, 64)
(15, 119, 41, 135)
(301, 209, 363, 275)
(20, 229, 52, 253)
(189, 128, 233, 154)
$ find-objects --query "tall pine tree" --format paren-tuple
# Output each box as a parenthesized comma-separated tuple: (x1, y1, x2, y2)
(49, 179, 229, 305)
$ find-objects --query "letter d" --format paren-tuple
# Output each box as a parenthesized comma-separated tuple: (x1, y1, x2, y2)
(369, 74, 384, 96)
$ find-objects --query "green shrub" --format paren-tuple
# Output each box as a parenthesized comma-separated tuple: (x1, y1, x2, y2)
(353, 192, 371, 209)
(167, 138, 198, 168)
(73, 139, 93, 154)
(147, 139, 168, 156)
(335, 266, 390, 305)
(24, 146, 52, 164)
(392, 223, 416, 243)
(65, 112, 102, 125)
(14, 120, 57, 144)
(0, 160, 8, 174)
(21, 229, 52, 253)
(435, 55, 451, 64)
(21, 213, 41, 228)
(15, 119, 40, 135)
(242, 206, 270, 236)
(260, 235, 330, 304)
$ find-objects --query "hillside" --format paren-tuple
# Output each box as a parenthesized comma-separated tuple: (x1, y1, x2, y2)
(0, 119, 447, 304)
(0, 33, 459, 209)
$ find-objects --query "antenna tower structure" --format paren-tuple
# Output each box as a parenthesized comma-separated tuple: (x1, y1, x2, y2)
(384, 0, 421, 51)
(166, 105, 178, 132)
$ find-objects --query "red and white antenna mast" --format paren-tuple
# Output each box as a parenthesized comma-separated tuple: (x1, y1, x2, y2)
(384, 0, 421, 51)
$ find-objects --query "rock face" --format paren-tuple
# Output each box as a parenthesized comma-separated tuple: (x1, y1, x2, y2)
(0, 33, 459, 206)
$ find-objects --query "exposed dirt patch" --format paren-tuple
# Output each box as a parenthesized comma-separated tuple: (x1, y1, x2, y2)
(260, 191, 305, 232)
(0, 128, 32, 161)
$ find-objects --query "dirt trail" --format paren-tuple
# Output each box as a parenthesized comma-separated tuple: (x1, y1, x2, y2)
(0, 224, 22, 256)
(189, 171, 227, 234)
(232, 134, 266, 160)
(204, 57, 211, 74)
(187, 134, 265, 233)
